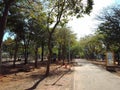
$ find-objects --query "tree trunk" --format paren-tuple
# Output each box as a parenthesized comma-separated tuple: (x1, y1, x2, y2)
(62, 45, 66, 65)
(24, 45, 28, 65)
(0, 44, 2, 73)
(35, 45, 38, 68)
(13, 38, 18, 67)
(58, 44, 61, 61)
(23, 33, 30, 65)
(0, 1, 13, 73)
(41, 41, 44, 62)
(10, 51, 13, 59)
(117, 48, 120, 66)
(45, 34, 52, 76)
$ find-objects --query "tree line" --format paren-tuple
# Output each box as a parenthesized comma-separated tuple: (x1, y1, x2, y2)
(78, 5, 120, 65)
(0, 0, 93, 76)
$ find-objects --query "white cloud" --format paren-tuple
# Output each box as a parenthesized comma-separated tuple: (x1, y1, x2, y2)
(67, 0, 115, 40)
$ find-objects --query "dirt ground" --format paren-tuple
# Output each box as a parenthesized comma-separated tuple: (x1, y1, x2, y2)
(1, 59, 120, 90)
(0, 61, 73, 90)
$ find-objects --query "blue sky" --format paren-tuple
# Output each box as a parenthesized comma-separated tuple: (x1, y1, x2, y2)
(67, 0, 120, 40)
(3, 32, 9, 41)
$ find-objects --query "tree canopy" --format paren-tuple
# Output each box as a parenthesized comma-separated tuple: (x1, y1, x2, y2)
(97, 5, 120, 50)
(0, 0, 94, 75)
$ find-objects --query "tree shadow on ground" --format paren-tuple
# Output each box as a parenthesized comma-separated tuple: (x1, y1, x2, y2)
(24, 64, 62, 90)
(25, 66, 73, 90)
(1, 60, 47, 75)
(25, 75, 46, 90)
(52, 69, 73, 85)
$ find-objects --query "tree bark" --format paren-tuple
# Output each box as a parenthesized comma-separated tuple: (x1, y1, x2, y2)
(24, 44, 28, 65)
(23, 38, 30, 65)
(62, 44, 66, 65)
(13, 38, 18, 67)
(0, 44, 2, 73)
(35, 45, 38, 68)
(45, 33, 52, 76)
(58, 44, 61, 61)
(0, 0, 14, 73)
(41, 41, 44, 62)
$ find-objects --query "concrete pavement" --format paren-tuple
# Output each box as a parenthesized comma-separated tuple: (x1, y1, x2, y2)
(73, 59, 120, 90)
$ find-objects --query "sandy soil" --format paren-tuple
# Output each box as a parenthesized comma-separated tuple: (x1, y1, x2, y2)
(1, 59, 120, 90)
(0, 62, 73, 90)
(36, 66, 73, 90)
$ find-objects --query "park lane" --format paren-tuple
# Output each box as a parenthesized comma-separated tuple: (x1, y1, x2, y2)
(73, 59, 120, 90)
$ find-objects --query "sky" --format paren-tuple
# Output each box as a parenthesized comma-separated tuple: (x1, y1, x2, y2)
(67, 0, 120, 40)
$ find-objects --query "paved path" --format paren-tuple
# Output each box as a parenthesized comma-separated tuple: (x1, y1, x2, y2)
(73, 59, 120, 90)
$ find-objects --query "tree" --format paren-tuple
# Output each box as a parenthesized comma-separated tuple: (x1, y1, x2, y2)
(28, 17, 47, 68)
(0, 0, 16, 73)
(79, 34, 104, 60)
(97, 5, 120, 51)
(42, 0, 93, 76)
(7, 3, 30, 67)
(55, 27, 76, 64)
(2, 37, 15, 59)
(0, 0, 93, 75)
(26, 2, 47, 67)
(97, 5, 120, 64)
(7, 0, 43, 66)
(0, 0, 35, 73)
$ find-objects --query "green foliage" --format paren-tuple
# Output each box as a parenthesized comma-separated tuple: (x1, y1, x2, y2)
(97, 5, 120, 51)
(79, 34, 104, 59)
(2, 37, 15, 57)
(0, 0, 93, 75)
(54, 27, 77, 59)
(42, 0, 93, 23)
(85, 0, 93, 14)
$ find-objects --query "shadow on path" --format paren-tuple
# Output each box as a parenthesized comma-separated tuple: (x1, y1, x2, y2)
(25, 75, 46, 90)
(52, 70, 72, 85)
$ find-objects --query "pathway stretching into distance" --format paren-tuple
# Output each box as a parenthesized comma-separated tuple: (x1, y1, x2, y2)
(73, 59, 120, 90)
